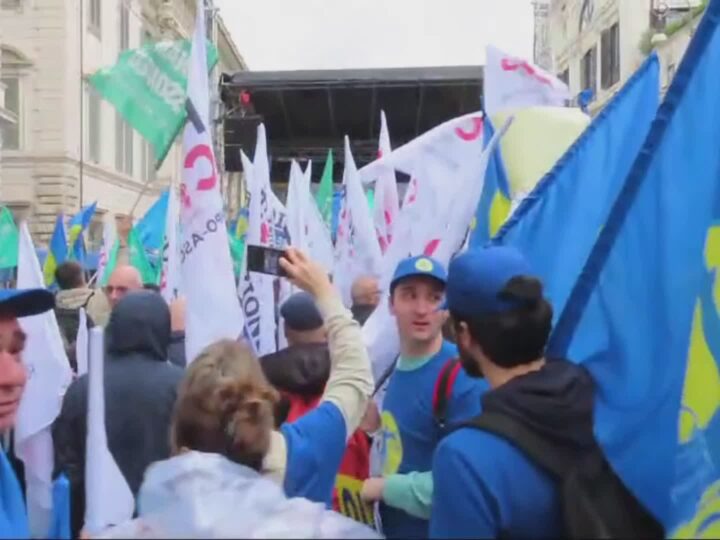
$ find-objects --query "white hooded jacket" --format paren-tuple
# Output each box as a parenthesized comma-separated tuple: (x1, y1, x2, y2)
(99, 451, 380, 539)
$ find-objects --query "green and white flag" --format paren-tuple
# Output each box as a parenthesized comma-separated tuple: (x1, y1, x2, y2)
(101, 227, 156, 286)
(0, 207, 18, 269)
(315, 150, 334, 228)
(89, 39, 218, 168)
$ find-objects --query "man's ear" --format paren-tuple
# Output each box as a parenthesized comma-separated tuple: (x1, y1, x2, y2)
(456, 321, 472, 350)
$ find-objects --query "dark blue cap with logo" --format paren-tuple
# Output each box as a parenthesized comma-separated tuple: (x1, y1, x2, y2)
(280, 292, 324, 332)
(0, 288, 55, 318)
(444, 246, 531, 317)
(390, 255, 447, 291)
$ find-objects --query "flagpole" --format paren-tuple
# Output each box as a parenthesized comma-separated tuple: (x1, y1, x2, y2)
(79, 0, 85, 208)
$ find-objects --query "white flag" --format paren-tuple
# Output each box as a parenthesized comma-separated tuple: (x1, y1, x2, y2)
(160, 181, 181, 303)
(15, 222, 73, 538)
(334, 137, 383, 306)
(84, 327, 134, 535)
(484, 45, 570, 116)
(373, 111, 400, 254)
(239, 128, 278, 356)
(76, 308, 89, 377)
(362, 117, 509, 382)
(286, 160, 308, 252)
(179, 0, 244, 363)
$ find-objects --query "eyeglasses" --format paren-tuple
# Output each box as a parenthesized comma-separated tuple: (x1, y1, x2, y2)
(104, 285, 129, 296)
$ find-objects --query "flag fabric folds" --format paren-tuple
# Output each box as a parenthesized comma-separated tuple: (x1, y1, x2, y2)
(0, 207, 19, 269)
(316, 150, 334, 229)
(179, 0, 244, 363)
(67, 203, 97, 263)
(89, 40, 218, 168)
(548, 3, 720, 532)
(15, 222, 73, 538)
(493, 53, 660, 321)
(43, 214, 68, 287)
(136, 191, 169, 252)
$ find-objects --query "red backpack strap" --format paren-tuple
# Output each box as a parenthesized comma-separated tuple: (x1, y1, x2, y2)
(432, 358, 463, 429)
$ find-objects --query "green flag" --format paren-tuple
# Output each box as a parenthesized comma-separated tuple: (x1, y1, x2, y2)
(100, 227, 156, 286)
(89, 40, 219, 168)
(228, 235, 245, 278)
(315, 150, 334, 228)
(0, 207, 18, 269)
(366, 188, 375, 212)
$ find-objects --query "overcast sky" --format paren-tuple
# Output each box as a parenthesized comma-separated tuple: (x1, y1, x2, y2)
(215, 0, 535, 71)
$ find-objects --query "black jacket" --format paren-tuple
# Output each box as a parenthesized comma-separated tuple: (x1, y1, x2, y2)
(482, 359, 597, 452)
(52, 291, 184, 536)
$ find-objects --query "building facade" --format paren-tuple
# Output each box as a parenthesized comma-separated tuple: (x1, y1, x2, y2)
(0, 0, 246, 248)
(548, 0, 704, 114)
(533, 0, 553, 70)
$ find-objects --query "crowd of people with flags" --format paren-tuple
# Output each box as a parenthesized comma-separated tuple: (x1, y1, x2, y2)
(2, 0, 720, 538)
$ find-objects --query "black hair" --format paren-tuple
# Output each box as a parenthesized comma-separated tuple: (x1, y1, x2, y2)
(451, 275, 553, 369)
(143, 283, 161, 293)
(55, 261, 84, 290)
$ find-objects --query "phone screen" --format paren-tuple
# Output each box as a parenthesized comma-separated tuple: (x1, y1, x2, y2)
(246, 245, 287, 277)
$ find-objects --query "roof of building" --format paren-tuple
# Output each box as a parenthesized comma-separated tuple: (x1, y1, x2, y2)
(220, 65, 483, 181)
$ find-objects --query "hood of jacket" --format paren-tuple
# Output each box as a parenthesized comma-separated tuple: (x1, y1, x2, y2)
(260, 343, 330, 396)
(482, 359, 596, 451)
(98, 451, 378, 539)
(55, 288, 96, 310)
(105, 290, 170, 362)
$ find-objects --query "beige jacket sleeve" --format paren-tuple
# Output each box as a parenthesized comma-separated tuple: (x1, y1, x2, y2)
(86, 289, 111, 327)
(315, 289, 374, 439)
(261, 288, 374, 485)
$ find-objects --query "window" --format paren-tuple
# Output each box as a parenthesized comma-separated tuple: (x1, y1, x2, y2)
(88, 214, 104, 253)
(89, 0, 101, 36)
(119, 1, 130, 51)
(115, 111, 134, 176)
(580, 45, 597, 95)
(0, 77, 20, 150)
(86, 83, 101, 163)
(1, 0, 22, 9)
(141, 140, 156, 182)
(558, 68, 570, 85)
(601, 23, 620, 89)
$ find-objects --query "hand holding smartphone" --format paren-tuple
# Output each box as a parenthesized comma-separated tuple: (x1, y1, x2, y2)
(246, 245, 288, 277)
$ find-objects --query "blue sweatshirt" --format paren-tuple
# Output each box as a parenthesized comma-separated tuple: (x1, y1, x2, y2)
(379, 340, 487, 538)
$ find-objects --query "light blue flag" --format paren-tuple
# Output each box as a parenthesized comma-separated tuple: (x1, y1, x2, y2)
(470, 118, 512, 246)
(136, 190, 169, 251)
(550, 2, 720, 532)
(493, 53, 659, 321)
(0, 449, 28, 539)
(67, 202, 97, 262)
(47, 474, 70, 540)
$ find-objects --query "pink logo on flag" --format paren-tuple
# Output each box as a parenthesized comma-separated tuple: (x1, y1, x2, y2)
(423, 239, 440, 256)
(500, 58, 552, 86)
(184, 144, 218, 191)
(455, 118, 484, 141)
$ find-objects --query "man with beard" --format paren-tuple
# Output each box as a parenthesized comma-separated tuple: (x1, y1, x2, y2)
(429, 246, 660, 538)
(361, 256, 488, 538)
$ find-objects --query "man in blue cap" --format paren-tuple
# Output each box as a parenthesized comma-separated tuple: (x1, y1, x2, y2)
(0, 287, 55, 538)
(361, 255, 488, 539)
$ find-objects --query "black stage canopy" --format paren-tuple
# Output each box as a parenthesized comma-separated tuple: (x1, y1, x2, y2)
(219, 65, 483, 182)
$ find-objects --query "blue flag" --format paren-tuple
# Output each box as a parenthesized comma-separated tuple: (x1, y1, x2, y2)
(136, 190, 169, 251)
(47, 474, 70, 539)
(469, 119, 512, 246)
(0, 449, 28, 539)
(493, 53, 659, 321)
(550, 2, 720, 532)
(42, 213, 68, 287)
(67, 202, 97, 262)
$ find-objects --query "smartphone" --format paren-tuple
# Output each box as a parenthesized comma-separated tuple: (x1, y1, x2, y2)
(246, 245, 288, 277)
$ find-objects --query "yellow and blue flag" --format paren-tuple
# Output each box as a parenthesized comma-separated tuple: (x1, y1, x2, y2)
(67, 202, 97, 262)
(469, 119, 512, 246)
(550, 2, 720, 532)
(42, 213, 68, 287)
(136, 190, 169, 251)
(493, 53, 659, 319)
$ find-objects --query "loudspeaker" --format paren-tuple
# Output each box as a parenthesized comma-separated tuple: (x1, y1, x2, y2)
(223, 113, 263, 172)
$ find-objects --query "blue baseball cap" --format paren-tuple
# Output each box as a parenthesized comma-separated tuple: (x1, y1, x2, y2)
(0, 288, 55, 318)
(390, 255, 447, 291)
(444, 246, 532, 317)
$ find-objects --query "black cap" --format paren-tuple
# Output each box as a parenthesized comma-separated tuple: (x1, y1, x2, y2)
(0, 288, 55, 318)
(280, 292, 324, 332)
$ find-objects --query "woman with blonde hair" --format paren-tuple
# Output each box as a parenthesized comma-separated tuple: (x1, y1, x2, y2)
(99, 249, 378, 537)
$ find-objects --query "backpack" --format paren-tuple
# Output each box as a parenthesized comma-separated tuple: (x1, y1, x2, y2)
(461, 411, 665, 539)
(54, 294, 95, 373)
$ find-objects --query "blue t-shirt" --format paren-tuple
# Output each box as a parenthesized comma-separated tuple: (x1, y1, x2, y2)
(430, 427, 562, 539)
(281, 401, 347, 506)
(0, 449, 28, 539)
(379, 340, 488, 538)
